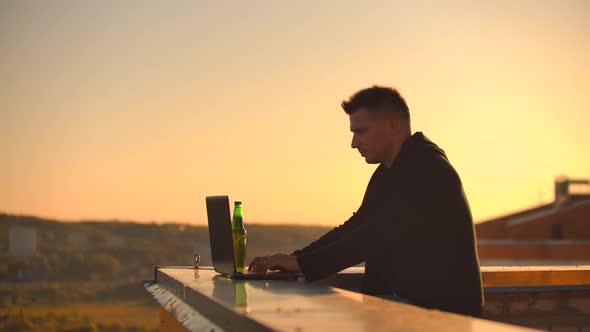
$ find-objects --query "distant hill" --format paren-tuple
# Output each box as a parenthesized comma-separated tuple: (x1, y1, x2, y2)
(0, 213, 331, 282)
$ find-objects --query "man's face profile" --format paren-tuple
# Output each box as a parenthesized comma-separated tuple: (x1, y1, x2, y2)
(349, 107, 396, 165)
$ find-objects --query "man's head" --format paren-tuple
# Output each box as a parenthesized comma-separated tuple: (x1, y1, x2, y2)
(342, 86, 411, 167)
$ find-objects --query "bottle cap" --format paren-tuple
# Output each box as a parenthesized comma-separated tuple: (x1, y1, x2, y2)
(235, 201, 242, 205)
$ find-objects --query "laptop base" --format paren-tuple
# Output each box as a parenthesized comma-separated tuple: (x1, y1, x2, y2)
(231, 270, 301, 280)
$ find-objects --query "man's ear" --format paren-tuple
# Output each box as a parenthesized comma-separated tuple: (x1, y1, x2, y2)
(386, 114, 402, 135)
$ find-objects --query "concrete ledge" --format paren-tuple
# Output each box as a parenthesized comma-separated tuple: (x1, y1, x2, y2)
(145, 281, 224, 332)
(146, 267, 537, 332)
(151, 268, 273, 332)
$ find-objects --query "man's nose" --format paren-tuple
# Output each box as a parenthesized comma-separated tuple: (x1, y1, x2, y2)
(351, 134, 358, 149)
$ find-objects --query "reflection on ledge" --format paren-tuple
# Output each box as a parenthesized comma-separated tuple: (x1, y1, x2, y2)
(212, 276, 251, 314)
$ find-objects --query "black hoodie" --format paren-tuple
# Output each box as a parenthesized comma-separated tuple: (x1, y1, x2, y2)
(293, 132, 484, 317)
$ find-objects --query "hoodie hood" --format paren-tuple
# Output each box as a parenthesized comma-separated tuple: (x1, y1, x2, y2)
(396, 131, 448, 164)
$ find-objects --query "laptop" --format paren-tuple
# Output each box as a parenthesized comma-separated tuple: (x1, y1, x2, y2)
(205, 195, 301, 280)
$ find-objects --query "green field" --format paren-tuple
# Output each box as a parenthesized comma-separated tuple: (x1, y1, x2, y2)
(0, 213, 332, 331)
(1, 302, 159, 332)
(0, 281, 160, 332)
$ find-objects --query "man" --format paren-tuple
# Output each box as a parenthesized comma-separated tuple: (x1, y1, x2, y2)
(249, 86, 484, 317)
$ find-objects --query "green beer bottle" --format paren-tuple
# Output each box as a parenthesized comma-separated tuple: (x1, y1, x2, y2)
(232, 201, 247, 271)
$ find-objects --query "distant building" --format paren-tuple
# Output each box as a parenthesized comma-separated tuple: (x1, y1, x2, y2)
(67, 231, 88, 245)
(9, 226, 37, 257)
(476, 176, 590, 264)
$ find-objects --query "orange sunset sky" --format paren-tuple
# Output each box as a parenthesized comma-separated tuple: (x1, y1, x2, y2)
(1, 1, 589, 226)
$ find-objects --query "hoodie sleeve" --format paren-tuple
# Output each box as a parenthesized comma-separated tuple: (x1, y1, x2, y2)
(296, 160, 450, 281)
(297, 195, 412, 281)
(291, 210, 364, 257)
(291, 165, 384, 257)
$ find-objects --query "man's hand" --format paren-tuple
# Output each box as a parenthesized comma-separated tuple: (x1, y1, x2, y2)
(248, 254, 301, 274)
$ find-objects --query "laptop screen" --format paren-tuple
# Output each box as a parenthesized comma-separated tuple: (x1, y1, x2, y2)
(205, 196, 237, 276)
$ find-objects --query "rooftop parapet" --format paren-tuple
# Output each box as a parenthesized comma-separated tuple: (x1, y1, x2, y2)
(555, 176, 590, 205)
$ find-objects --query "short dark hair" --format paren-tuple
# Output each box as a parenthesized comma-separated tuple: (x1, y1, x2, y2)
(341, 85, 410, 121)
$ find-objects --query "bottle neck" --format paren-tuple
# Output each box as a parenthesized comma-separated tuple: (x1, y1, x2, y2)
(233, 205, 243, 227)
(233, 216, 243, 227)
